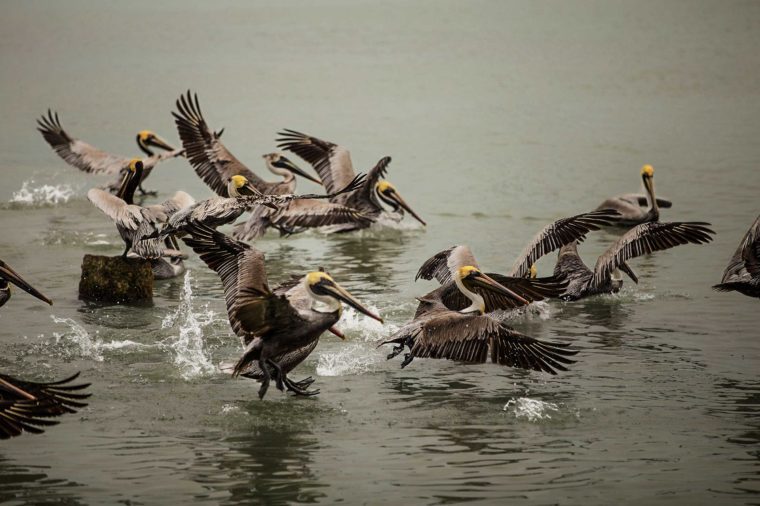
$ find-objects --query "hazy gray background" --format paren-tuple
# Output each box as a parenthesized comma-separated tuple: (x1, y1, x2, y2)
(1, 1, 758, 504)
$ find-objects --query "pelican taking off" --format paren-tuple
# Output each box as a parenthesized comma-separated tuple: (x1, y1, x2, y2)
(0, 259, 53, 308)
(553, 221, 715, 300)
(276, 129, 426, 232)
(595, 165, 669, 227)
(88, 159, 194, 259)
(0, 372, 90, 439)
(181, 223, 382, 399)
(173, 92, 321, 197)
(713, 214, 760, 298)
(382, 255, 577, 374)
(37, 110, 182, 195)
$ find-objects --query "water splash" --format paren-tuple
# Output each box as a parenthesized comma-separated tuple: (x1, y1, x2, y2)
(334, 305, 396, 342)
(50, 315, 145, 361)
(10, 180, 75, 206)
(503, 397, 560, 422)
(316, 343, 380, 376)
(159, 272, 217, 379)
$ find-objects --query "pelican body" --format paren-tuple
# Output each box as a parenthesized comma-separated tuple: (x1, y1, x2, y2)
(0, 372, 90, 439)
(713, 214, 760, 298)
(553, 221, 715, 300)
(88, 159, 194, 259)
(595, 165, 666, 227)
(274, 129, 426, 233)
(0, 259, 53, 308)
(172, 92, 320, 198)
(382, 255, 577, 374)
(181, 223, 382, 399)
(37, 110, 182, 195)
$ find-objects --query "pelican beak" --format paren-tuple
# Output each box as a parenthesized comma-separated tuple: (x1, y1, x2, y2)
(0, 262, 52, 305)
(387, 189, 426, 226)
(328, 326, 346, 340)
(145, 134, 176, 152)
(469, 271, 529, 306)
(642, 173, 655, 197)
(324, 281, 383, 323)
(277, 156, 322, 185)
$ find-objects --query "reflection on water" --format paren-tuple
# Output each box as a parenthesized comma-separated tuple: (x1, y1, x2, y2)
(0, 457, 85, 506)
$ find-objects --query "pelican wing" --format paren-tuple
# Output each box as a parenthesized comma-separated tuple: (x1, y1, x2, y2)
(271, 199, 370, 230)
(617, 193, 673, 209)
(181, 223, 302, 341)
(0, 372, 91, 439)
(145, 191, 195, 222)
(277, 129, 356, 196)
(415, 247, 456, 284)
(342, 156, 391, 210)
(88, 189, 165, 258)
(593, 221, 715, 286)
(37, 110, 127, 175)
(385, 307, 577, 374)
(743, 218, 760, 277)
(173, 91, 263, 197)
(508, 209, 621, 277)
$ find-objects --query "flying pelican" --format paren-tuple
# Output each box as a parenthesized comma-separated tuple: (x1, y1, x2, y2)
(594, 165, 668, 227)
(414, 245, 567, 314)
(713, 214, 760, 298)
(88, 159, 194, 259)
(552, 221, 715, 300)
(276, 130, 426, 232)
(0, 259, 53, 308)
(37, 110, 182, 195)
(412, 210, 621, 313)
(158, 173, 366, 242)
(0, 372, 90, 439)
(181, 223, 382, 399)
(172, 91, 322, 197)
(381, 258, 577, 373)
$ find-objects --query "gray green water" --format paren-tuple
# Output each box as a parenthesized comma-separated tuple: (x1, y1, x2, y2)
(1, 1, 759, 504)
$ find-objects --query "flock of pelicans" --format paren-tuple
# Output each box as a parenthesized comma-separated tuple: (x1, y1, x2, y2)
(1, 91, 758, 440)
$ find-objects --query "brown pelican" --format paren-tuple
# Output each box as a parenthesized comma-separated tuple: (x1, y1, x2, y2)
(381, 256, 577, 373)
(37, 110, 182, 195)
(713, 214, 760, 298)
(414, 245, 568, 313)
(595, 165, 666, 227)
(412, 210, 621, 312)
(181, 223, 382, 399)
(0, 259, 53, 308)
(553, 221, 715, 300)
(172, 92, 321, 197)
(0, 372, 90, 439)
(276, 130, 426, 232)
(88, 159, 194, 259)
(159, 174, 366, 241)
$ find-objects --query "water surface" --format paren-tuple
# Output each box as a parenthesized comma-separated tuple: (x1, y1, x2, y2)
(1, 1, 759, 504)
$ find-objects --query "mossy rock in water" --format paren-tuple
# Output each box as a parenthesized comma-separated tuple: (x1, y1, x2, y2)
(79, 255, 153, 303)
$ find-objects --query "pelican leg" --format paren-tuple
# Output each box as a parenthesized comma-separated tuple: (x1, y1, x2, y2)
(121, 240, 132, 259)
(266, 359, 286, 392)
(257, 359, 271, 400)
(400, 353, 415, 369)
(291, 376, 315, 388)
(387, 335, 415, 361)
(282, 375, 320, 397)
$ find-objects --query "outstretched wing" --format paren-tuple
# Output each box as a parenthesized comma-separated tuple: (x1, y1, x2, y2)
(277, 129, 356, 196)
(342, 156, 391, 210)
(37, 110, 127, 175)
(88, 189, 165, 258)
(180, 223, 302, 342)
(593, 221, 715, 286)
(415, 247, 457, 284)
(173, 91, 263, 197)
(0, 372, 90, 439)
(395, 311, 577, 374)
(508, 209, 621, 277)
